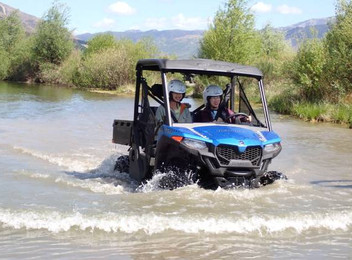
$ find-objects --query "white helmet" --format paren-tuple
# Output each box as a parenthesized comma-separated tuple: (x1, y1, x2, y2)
(168, 80, 186, 94)
(203, 85, 223, 104)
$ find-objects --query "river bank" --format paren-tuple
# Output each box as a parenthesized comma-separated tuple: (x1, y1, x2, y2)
(5, 79, 352, 128)
(269, 95, 352, 128)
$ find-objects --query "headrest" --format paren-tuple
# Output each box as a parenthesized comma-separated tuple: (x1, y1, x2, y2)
(151, 84, 163, 100)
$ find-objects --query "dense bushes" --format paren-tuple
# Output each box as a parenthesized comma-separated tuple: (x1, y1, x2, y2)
(32, 4, 158, 89)
(76, 47, 133, 89)
(271, 0, 352, 125)
(32, 2, 74, 65)
(0, 11, 28, 80)
(66, 38, 157, 89)
(0, 3, 158, 89)
(291, 38, 326, 102)
(290, 0, 352, 104)
(324, 0, 352, 99)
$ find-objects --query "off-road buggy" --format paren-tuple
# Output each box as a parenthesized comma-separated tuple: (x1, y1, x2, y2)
(112, 59, 284, 189)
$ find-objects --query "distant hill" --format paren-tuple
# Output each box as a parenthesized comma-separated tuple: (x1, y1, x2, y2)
(0, 1, 39, 32)
(77, 17, 334, 57)
(1, 1, 335, 57)
(78, 29, 204, 59)
(277, 17, 335, 48)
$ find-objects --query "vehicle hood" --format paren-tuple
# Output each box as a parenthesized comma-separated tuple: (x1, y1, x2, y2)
(169, 124, 281, 147)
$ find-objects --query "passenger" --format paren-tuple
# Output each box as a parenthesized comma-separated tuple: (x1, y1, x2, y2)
(155, 79, 192, 123)
(194, 85, 250, 123)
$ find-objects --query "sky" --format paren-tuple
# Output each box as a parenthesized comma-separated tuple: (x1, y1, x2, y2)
(3, 0, 337, 34)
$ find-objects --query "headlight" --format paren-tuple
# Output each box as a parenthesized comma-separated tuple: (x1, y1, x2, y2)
(264, 143, 282, 157)
(182, 138, 207, 150)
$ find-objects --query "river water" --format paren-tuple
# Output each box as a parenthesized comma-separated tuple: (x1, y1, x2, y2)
(0, 81, 351, 259)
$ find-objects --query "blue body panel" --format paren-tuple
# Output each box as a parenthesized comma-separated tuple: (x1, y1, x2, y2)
(158, 124, 281, 152)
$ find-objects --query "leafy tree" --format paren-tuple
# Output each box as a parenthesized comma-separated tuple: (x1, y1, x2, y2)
(0, 11, 26, 79)
(259, 24, 286, 59)
(131, 37, 158, 60)
(0, 11, 25, 53)
(324, 0, 352, 96)
(73, 38, 158, 89)
(256, 24, 293, 82)
(0, 49, 10, 79)
(32, 1, 74, 65)
(84, 34, 117, 56)
(7, 36, 36, 81)
(292, 38, 326, 101)
(198, 0, 260, 64)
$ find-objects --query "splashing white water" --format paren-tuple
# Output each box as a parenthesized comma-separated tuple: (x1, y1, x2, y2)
(137, 169, 197, 193)
(13, 146, 97, 172)
(1, 208, 351, 235)
(13, 153, 137, 194)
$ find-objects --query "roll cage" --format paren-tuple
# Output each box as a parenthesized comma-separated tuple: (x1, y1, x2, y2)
(134, 59, 272, 131)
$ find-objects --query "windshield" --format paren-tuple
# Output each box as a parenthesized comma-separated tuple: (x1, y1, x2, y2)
(139, 70, 267, 128)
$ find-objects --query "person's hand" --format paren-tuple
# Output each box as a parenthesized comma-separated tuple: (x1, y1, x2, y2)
(226, 113, 251, 124)
(236, 113, 251, 123)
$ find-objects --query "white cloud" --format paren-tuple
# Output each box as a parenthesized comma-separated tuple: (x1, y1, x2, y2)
(94, 18, 116, 28)
(276, 5, 302, 15)
(251, 2, 272, 13)
(108, 2, 136, 15)
(171, 14, 207, 29)
(144, 17, 168, 30)
(142, 14, 207, 30)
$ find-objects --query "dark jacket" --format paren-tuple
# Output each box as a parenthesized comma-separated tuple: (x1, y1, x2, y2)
(194, 106, 235, 123)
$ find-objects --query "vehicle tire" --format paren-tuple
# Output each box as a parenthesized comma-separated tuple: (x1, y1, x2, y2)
(259, 171, 287, 186)
(114, 155, 129, 173)
(157, 160, 197, 190)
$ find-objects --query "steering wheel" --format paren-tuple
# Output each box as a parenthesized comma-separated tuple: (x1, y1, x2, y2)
(226, 113, 251, 124)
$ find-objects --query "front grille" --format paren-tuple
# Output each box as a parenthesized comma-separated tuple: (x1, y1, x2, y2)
(216, 145, 262, 166)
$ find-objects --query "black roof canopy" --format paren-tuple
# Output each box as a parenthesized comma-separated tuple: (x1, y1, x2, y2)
(136, 59, 263, 79)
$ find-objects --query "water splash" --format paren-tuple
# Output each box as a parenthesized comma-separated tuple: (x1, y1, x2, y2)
(1, 208, 351, 235)
(13, 146, 96, 172)
(137, 168, 197, 193)
(13, 152, 138, 194)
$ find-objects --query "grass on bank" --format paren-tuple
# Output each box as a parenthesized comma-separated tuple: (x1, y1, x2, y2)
(87, 84, 135, 95)
(266, 80, 352, 128)
(292, 102, 352, 125)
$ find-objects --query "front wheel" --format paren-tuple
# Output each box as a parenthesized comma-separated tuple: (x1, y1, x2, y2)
(114, 155, 129, 173)
(155, 160, 198, 190)
(259, 171, 287, 186)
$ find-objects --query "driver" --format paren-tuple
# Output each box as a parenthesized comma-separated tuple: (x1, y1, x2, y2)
(193, 85, 250, 123)
(155, 79, 192, 123)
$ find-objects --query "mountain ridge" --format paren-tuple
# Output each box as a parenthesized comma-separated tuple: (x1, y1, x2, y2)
(0, 1, 334, 58)
(0, 1, 39, 32)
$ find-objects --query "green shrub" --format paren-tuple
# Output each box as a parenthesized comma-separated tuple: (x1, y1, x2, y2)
(59, 50, 81, 86)
(7, 37, 36, 81)
(292, 102, 328, 121)
(325, 0, 352, 96)
(38, 62, 61, 84)
(0, 49, 10, 79)
(76, 47, 132, 89)
(198, 0, 261, 64)
(291, 38, 327, 102)
(32, 2, 74, 65)
(72, 38, 158, 90)
(330, 104, 352, 124)
(84, 34, 116, 57)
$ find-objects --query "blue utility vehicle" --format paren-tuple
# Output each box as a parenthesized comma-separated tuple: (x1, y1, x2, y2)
(112, 59, 283, 189)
